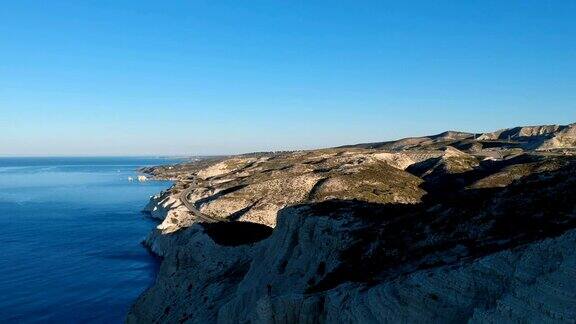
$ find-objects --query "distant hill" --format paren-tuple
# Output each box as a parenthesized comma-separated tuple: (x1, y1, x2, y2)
(341, 122, 576, 151)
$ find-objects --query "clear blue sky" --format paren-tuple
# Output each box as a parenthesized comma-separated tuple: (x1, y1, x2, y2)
(1, 1, 575, 156)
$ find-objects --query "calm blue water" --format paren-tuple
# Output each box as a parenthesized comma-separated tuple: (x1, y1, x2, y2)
(0, 157, 180, 323)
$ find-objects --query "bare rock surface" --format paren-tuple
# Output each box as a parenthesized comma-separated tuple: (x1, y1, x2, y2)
(130, 123, 576, 323)
(143, 149, 429, 229)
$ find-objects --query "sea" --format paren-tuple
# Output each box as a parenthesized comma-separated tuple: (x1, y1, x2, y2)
(0, 157, 181, 323)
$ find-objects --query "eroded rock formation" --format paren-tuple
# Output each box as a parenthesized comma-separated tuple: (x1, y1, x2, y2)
(129, 123, 576, 323)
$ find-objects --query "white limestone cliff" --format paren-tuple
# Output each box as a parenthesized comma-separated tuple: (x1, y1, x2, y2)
(129, 205, 576, 323)
(131, 124, 576, 323)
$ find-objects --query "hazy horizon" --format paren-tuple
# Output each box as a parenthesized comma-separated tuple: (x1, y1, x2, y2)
(0, 120, 575, 158)
(2, 1, 575, 156)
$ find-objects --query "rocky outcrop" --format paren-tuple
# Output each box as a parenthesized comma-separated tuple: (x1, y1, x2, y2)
(142, 150, 430, 230)
(478, 124, 564, 140)
(345, 122, 576, 153)
(143, 189, 192, 234)
(130, 193, 576, 323)
(539, 124, 576, 150)
(477, 123, 576, 150)
(132, 123, 576, 323)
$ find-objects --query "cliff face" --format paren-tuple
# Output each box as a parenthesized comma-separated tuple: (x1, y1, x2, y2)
(131, 223, 576, 323)
(476, 123, 576, 150)
(130, 166, 576, 323)
(130, 123, 576, 323)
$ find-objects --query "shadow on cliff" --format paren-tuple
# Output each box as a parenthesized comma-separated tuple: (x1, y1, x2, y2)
(184, 155, 576, 294)
(303, 157, 576, 293)
(201, 221, 273, 246)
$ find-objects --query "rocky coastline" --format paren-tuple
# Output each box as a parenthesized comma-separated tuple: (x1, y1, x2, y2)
(129, 123, 576, 323)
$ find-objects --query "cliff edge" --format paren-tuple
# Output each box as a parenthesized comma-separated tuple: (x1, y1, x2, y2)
(129, 123, 576, 323)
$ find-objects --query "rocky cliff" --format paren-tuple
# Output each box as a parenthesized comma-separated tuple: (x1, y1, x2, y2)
(129, 123, 576, 323)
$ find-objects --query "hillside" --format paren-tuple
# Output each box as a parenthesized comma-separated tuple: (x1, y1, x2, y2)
(128, 123, 576, 323)
(343, 122, 576, 152)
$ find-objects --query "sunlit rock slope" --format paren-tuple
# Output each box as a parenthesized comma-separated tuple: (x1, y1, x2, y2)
(129, 122, 576, 323)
